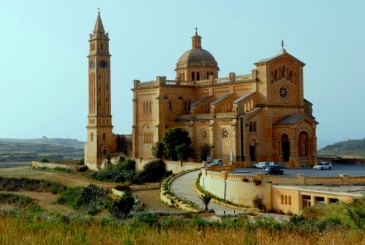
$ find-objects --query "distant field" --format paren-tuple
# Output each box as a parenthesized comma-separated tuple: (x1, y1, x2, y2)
(0, 162, 31, 169)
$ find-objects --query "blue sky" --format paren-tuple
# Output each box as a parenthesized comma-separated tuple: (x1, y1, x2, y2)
(0, 1, 364, 149)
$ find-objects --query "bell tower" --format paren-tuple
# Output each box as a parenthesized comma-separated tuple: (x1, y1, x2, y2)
(85, 10, 115, 167)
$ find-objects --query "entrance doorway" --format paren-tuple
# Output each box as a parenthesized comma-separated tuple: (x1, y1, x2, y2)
(281, 134, 290, 162)
(250, 146, 255, 161)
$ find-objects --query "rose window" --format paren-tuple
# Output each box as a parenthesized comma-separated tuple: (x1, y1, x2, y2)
(278, 86, 288, 99)
(200, 129, 207, 140)
(221, 128, 229, 139)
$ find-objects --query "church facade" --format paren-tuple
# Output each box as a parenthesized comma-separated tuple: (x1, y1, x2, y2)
(85, 12, 318, 168)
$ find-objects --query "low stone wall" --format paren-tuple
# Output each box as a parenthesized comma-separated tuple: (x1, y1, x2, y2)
(31, 161, 84, 171)
(202, 169, 365, 186)
(136, 159, 204, 174)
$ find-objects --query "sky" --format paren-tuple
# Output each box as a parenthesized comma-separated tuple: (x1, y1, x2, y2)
(0, 0, 364, 149)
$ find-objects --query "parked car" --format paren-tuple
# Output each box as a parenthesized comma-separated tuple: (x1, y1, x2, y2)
(268, 162, 280, 168)
(313, 162, 332, 170)
(209, 159, 223, 166)
(253, 162, 268, 169)
(253, 162, 279, 169)
(265, 166, 284, 175)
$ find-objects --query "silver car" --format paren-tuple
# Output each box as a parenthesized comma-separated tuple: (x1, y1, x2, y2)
(313, 162, 332, 170)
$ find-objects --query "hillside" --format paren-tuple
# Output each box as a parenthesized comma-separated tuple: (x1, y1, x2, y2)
(0, 137, 84, 162)
(318, 138, 365, 158)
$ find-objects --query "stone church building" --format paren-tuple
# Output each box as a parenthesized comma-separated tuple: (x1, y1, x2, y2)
(85, 12, 318, 168)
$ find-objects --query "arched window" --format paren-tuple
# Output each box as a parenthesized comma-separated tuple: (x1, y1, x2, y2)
(169, 101, 172, 111)
(197, 72, 200, 81)
(249, 122, 253, 132)
(206, 72, 209, 79)
(253, 122, 256, 132)
(90, 133, 94, 142)
(192, 72, 195, 81)
(101, 43, 104, 50)
(299, 132, 308, 157)
(103, 133, 106, 141)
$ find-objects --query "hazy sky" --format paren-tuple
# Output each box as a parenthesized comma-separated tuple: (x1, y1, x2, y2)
(0, 1, 364, 149)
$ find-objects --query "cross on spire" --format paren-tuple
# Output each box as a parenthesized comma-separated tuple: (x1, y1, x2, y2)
(281, 40, 284, 49)
(195, 27, 198, 35)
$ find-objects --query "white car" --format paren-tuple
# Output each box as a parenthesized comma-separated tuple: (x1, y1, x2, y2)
(313, 162, 332, 170)
(253, 162, 268, 169)
(253, 162, 279, 169)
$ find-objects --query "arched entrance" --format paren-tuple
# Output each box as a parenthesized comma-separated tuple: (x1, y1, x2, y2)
(250, 139, 256, 161)
(281, 134, 290, 162)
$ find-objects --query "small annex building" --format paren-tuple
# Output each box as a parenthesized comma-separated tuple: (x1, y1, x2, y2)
(84, 11, 318, 169)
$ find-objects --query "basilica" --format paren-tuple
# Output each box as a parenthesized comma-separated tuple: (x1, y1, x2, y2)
(84, 12, 318, 169)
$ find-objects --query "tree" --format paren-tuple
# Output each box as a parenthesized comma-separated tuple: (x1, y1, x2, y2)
(175, 143, 193, 162)
(163, 127, 192, 161)
(151, 141, 165, 158)
(199, 193, 212, 212)
(137, 159, 166, 182)
(198, 143, 213, 162)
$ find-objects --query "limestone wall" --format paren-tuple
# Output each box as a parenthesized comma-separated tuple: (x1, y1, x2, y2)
(135, 159, 204, 174)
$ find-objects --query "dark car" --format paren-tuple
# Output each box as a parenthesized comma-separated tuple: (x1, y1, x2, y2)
(264, 166, 284, 175)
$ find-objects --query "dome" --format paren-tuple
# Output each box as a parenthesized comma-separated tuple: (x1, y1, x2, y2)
(177, 48, 217, 67)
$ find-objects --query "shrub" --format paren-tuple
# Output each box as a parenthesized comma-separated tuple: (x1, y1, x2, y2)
(108, 192, 135, 219)
(253, 194, 264, 210)
(40, 157, 49, 163)
(344, 195, 365, 229)
(175, 143, 193, 162)
(78, 158, 85, 165)
(90, 158, 137, 183)
(199, 193, 212, 211)
(136, 213, 159, 226)
(57, 187, 84, 209)
(76, 184, 109, 209)
(137, 159, 166, 183)
(198, 143, 213, 163)
(151, 141, 165, 158)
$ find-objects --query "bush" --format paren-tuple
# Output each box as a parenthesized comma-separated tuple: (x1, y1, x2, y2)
(151, 141, 165, 158)
(40, 158, 49, 163)
(136, 213, 159, 226)
(90, 158, 137, 183)
(175, 143, 193, 162)
(137, 159, 166, 183)
(253, 194, 264, 210)
(344, 195, 365, 229)
(108, 192, 135, 219)
(57, 187, 84, 209)
(76, 184, 109, 209)
(198, 143, 212, 163)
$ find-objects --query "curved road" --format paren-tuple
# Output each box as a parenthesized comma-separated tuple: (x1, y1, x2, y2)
(170, 170, 239, 215)
(170, 170, 289, 221)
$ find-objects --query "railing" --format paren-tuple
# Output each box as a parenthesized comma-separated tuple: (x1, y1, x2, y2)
(135, 73, 255, 89)
(348, 176, 365, 184)
(203, 170, 365, 186)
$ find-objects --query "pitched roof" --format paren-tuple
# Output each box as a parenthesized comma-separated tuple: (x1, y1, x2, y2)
(274, 114, 304, 125)
(190, 95, 211, 107)
(233, 92, 254, 103)
(254, 49, 305, 66)
(211, 94, 232, 105)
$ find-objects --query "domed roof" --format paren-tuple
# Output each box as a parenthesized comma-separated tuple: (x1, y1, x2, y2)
(176, 30, 218, 68)
(177, 48, 217, 67)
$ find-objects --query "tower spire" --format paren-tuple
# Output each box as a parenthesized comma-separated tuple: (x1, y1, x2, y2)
(93, 9, 105, 35)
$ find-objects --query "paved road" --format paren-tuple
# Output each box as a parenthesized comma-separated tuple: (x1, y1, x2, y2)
(170, 170, 242, 215)
(238, 164, 365, 177)
(170, 170, 289, 222)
